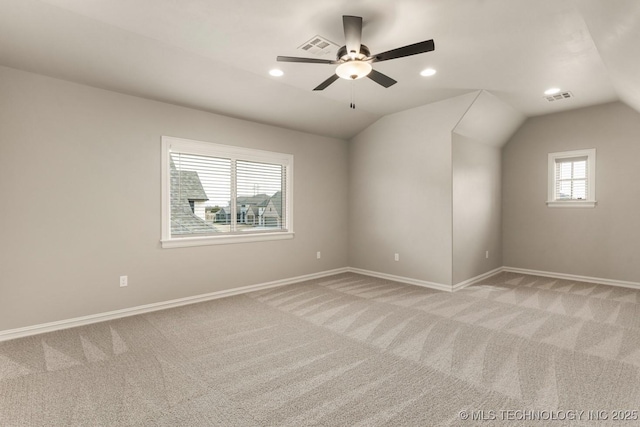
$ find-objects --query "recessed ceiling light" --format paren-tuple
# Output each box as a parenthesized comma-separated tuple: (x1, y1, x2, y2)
(420, 68, 437, 77)
(269, 69, 284, 77)
(544, 87, 561, 95)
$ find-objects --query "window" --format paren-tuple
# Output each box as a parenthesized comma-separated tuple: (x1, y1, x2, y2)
(547, 149, 596, 208)
(161, 136, 294, 248)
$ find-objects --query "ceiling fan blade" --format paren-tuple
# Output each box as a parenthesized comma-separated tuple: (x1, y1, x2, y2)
(313, 74, 340, 91)
(367, 69, 397, 88)
(371, 39, 435, 63)
(343, 15, 363, 56)
(277, 56, 337, 64)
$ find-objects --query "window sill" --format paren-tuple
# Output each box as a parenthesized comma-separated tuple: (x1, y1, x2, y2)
(546, 200, 597, 208)
(161, 231, 294, 248)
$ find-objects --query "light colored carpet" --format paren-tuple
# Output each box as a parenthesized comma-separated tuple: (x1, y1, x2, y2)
(2, 272, 640, 426)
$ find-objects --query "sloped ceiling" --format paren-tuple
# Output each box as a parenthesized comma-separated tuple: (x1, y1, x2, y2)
(453, 91, 525, 148)
(576, 0, 640, 115)
(0, 0, 638, 139)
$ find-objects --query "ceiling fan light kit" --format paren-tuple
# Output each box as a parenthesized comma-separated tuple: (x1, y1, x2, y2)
(336, 61, 372, 80)
(276, 15, 435, 93)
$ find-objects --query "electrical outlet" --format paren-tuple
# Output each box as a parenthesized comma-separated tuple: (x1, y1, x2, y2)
(485, 251, 489, 259)
(394, 253, 399, 262)
(119, 275, 128, 287)
(317, 251, 321, 259)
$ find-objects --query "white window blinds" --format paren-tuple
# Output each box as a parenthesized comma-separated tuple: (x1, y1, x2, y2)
(555, 156, 587, 200)
(547, 148, 596, 208)
(170, 152, 231, 235)
(236, 160, 285, 230)
(162, 136, 293, 247)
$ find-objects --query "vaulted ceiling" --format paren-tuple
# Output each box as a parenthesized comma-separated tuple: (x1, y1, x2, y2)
(0, 0, 638, 140)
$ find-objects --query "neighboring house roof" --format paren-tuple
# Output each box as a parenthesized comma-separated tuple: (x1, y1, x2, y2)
(216, 191, 282, 221)
(216, 206, 231, 215)
(170, 210, 217, 235)
(237, 194, 270, 206)
(263, 191, 283, 217)
(173, 170, 208, 201)
(170, 158, 215, 235)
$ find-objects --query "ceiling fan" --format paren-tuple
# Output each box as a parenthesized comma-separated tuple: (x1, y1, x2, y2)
(277, 15, 435, 91)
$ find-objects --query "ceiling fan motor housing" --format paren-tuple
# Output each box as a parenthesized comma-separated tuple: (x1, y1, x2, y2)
(337, 45, 370, 61)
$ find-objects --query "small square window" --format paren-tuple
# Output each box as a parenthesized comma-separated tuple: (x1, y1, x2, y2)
(547, 149, 596, 208)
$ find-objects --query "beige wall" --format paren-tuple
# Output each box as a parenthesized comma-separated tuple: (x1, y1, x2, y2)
(348, 93, 477, 286)
(452, 134, 502, 284)
(450, 90, 521, 285)
(503, 101, 640, 282)
(6, 64, 637, 333)
(0, 66, 349, 331)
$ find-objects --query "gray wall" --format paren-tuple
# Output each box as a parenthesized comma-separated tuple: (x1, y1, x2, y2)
(0, 66, 349, 331)
(348, 93, 477, 286)
(452, 134, 502, 285)
(503, 101, 640, 282)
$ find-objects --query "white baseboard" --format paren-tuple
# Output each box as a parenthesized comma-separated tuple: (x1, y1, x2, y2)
(348, 267, 505, 293)
(3, 265, 637, 342)
(502, 266, 640, 290)
(452, 267, 505, 291)
(347, 267, 452, 292)
(0, 267, 350, 343)
(347, 265, 638, 294)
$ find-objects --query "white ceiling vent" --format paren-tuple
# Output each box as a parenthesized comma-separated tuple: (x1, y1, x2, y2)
(298, 35, 340, 58)
(545, 91, 573, 102)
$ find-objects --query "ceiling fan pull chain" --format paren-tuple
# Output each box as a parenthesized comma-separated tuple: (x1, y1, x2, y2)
(350, 80, 356, 109)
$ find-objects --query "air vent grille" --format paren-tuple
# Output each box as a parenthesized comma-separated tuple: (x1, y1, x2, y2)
(297, 35, 339, 57)
(545, 92, 573, 102)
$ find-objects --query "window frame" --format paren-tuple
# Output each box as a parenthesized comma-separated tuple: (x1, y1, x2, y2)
(161, 136, 294, 248)
(546, 148, 596, 208)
